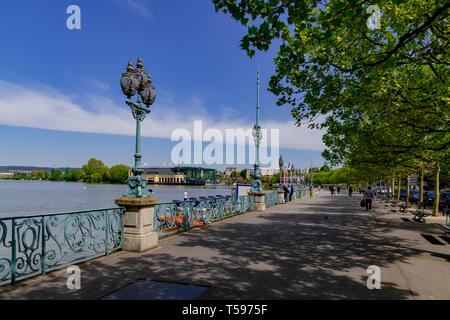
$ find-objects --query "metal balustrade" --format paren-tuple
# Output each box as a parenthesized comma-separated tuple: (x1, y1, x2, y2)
(0, 207, 124, 286)
(154, 195, 255, 236)
(1, 192, 286, 286)
(264, 191, 279, 207)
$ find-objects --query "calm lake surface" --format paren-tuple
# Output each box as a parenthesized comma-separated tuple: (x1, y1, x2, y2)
(0, 180, 234, 217)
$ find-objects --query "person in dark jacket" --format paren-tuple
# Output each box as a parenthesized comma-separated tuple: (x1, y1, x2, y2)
(283, 185, 289, 203)
(363, 186, 375, 211)
(349, 186, 353, 197)
(289, 185, 294, 201)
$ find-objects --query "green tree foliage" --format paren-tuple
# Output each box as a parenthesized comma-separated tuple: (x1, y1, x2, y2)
(49, 169, 63, 181)
(109, 165, 130, 184)
(72, 169, 85, 181)
(82, 158, 109, 183)
(212, 0, 449, 215)
(64, 171, 75, 182)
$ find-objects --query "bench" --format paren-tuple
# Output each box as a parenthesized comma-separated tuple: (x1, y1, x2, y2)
(432, 223, 450, 238)
(399, 202, 410, 213)
(411, 209, 432, 223)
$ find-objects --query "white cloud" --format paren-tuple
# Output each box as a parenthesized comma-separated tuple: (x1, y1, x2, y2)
(0, 80, 325, 151)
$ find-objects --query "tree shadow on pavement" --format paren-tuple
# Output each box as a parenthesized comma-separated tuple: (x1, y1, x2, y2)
(3, 195, 446, 300)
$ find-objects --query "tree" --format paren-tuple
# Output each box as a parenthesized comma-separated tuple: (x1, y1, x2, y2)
(109, 165, 130, 184)
(72, 169, 85, 181)
(90, 172, 102, 183)
(240, 169, 247, 180)
(64, 171, 75, 182)
(49, 169, 63, 181)
(320, 165, 330, 172)
(82, 158, 109, 183)
(213, 0, 449, 213)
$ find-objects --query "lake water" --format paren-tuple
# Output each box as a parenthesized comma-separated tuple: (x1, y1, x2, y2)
(0, 180, 234, 217)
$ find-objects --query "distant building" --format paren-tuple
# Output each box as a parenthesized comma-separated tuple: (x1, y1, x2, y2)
(0, 172, 14, 178)
(305, 166, 320, 174)
(246, 168, 279, 179)
(138, 167, 217, 185)
(225, 167, 238, 176)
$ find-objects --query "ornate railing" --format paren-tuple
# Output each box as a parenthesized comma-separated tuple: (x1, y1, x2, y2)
(154, 195, 254, 236)
(0, 207, 124, 286)
(264, 191, 279, 207)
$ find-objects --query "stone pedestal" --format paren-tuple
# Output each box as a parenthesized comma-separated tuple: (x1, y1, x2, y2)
(249, 191, 266, 211)
(115, 197, 158, 252)
(277, 190, 285, 204)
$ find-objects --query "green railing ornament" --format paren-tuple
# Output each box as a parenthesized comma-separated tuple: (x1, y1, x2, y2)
(0, 208, 124, 286)
(154, 195, 255, 236)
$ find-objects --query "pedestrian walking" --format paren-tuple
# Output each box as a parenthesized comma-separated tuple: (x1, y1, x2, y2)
(349, 186, 353, 197)
(337, 186, 341, 194)
(363, 187, 375, 211)
(289, 184, 294, 201)
(283, 185, 289, 203)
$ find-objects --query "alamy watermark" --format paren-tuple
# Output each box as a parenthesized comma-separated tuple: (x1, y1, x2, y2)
(66, 5, 81, 30)
(170, 121, 280, 167)
(366, 5, 381, 30)
(66, 265, 81, 290)
(366, 265, 381, 289)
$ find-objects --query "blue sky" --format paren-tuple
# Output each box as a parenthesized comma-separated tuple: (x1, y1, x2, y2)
(0, 0, 325, 170)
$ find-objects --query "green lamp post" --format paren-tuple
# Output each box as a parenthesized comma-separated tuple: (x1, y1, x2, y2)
(120, 57, 156, 198)
(278, 156, 284, 190)
(251, 69, 263, 192)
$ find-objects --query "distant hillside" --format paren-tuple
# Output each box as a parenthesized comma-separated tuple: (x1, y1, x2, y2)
(0, 166, 80, 173)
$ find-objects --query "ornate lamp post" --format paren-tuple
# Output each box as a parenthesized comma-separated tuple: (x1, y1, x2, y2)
(290, 163, 294, 185)
(120, 57, 156, 198)
(278, 156, 284, 190)
(251, 69, 263, 192)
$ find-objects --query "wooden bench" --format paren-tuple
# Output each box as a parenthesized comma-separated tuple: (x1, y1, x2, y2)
(411, 209, 432, 223)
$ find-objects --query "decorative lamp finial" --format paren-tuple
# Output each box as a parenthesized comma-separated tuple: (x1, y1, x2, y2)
(136, 57, 143, 69)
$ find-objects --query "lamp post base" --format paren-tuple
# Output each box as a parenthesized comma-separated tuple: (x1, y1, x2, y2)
(249, 191, 266, 211)
(123, 175, 152, 198)
(250, 179, 263, 193)
(115, 197, 158, 252)
(277, 190, 285, 204)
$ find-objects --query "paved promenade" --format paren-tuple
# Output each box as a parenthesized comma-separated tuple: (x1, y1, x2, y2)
(0, 191, 449, 300)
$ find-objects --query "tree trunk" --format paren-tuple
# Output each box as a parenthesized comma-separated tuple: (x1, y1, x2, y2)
(419, 168, 424, 209)
(433, 163, 440, 216)
(391, 178, 395, 199)
(397, 177, 401, 202)
(406, 175, 410, 205)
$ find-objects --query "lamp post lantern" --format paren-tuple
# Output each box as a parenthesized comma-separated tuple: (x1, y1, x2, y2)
(120, 57, 156, 198)
(251, 69, 263, 192)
